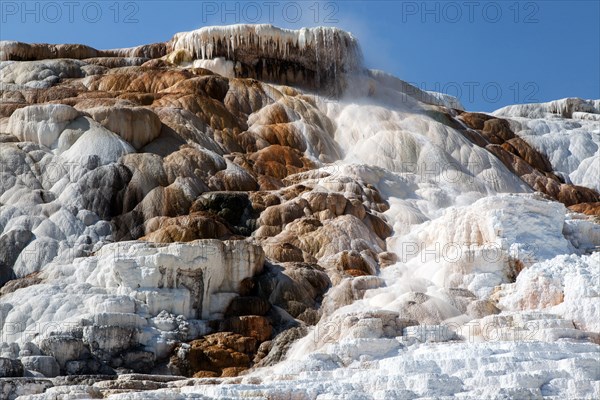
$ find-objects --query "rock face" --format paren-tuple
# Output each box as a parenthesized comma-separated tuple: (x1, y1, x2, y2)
(569, 202, 600, 217)
(0, 240, 264, 374)
(84, 240, 264, 320)
(0, 41, 167, 62)
(83, 106, 162, 150)
(255, 262, 330, 324)
(169, 332, 259, 377)
(2, 24, 362, 95)
(0, 357, 23, 377)
(493, 98, 600, 193)
(1, 24, 599, 399)
(7, 104, 81, 147)
(493, 252, 600, 333)
(20, 356, 60, 378)
(169, 25, 363, 94)
(458, 111, 600, 207)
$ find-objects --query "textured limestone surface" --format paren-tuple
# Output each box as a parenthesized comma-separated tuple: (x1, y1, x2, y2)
(0, 24, 598, 399)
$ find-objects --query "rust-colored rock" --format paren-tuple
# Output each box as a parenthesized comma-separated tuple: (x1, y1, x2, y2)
(141, 212, 232, 243)
(569, 202, 600, 217)
(344, 269, 370, 277)
(258, 198, 309, 227)
(501, 137, 552, 173)
(263, 241, 305, 262)
(378, 251, 399, 268)
(192, 370, 219, 378)
(458, 112, 495, 131)
(459, 112, 600, 209)
(169, 332, 259, 377)
(250, 145, 317, 180)
(325, 250, 375, 275)
(482, 118, 516, 143)
(0, 272, 42, 296)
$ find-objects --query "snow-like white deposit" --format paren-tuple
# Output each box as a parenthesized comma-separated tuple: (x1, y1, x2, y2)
(1, 240, 263, 360)
(426, 90, 465, 111)
(192, 58, 235, 78)
(83, 332, 600, 399)
(493, 98, 600, 191)
(391, 194, 576, 298)
(326, 74, 530, 199)
(494, 98, 600, 119)
(496, 252, 600, 332)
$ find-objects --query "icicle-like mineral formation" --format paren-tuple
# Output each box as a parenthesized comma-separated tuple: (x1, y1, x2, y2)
(168, 24, 364, 95)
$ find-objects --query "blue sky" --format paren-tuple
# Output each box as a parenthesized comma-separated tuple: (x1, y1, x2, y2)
(1, 0, 598, 111)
